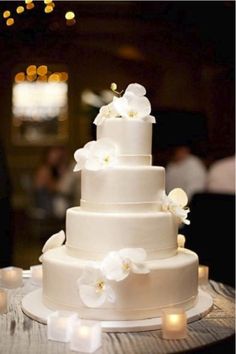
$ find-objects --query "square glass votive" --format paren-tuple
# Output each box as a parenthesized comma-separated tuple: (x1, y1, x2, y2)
(198, 265, 209, 285)
(0, 289, 7, 314)
(162, 308, 187, 340)
(30, 265, 43, 286)
(47, 311, 78, 342)
(1, 267, 23, 289)
(70, 319, 102, 353)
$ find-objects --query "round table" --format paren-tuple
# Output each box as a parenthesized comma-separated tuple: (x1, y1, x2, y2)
(0, 277, 234, 354)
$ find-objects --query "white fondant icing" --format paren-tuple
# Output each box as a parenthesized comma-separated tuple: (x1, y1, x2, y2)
(66, 208, 178, 260)
(97, 118, 152, 160)
(42, 247, 199, 321)
(81, 166, 165, 209)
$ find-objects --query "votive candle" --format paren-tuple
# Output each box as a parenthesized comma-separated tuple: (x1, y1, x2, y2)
(162, 308, 187, 339)
(0, 289, 7, 314)
(47, 311, 78, 342)
(198, 265, 209, 285)
(1, 267, 23, 289)
(70, 320, 102, 353)
(30, 265, 43, 286)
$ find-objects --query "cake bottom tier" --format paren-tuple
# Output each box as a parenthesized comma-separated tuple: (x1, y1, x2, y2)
(42, 247, 199, 321)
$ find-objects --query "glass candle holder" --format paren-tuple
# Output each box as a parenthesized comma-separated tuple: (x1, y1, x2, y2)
(0, 289, 7, 314)
(47, 311, 78, 342)
(1, 267, 23, 289)
(198, 265, 209, 285)
(162, 308, 187, 339)
(30, 265, 43, 286)
(70, 319, 102, 353)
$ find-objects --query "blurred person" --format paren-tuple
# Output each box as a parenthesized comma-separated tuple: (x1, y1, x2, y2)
(0, 142, 12, 267)
(166, 145, 207, 200)
(34, 146, 78, 218)
(207, 155, 235, 194)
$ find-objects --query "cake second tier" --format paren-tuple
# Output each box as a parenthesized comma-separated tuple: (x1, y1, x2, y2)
(81, 166, 165, 212)
(66, 207, 178, 260)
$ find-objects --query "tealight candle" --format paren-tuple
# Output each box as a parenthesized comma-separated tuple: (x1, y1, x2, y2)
(30, 265, 43, 286)
(70, 320, 102, 353)
(177, 234, 186, 248)
(162, 308, 187, 339)
(0, 289, 7, 314)
(1, 267, 23, 289)
(47, 311, 78, 342)
(198, 265, 209, 285)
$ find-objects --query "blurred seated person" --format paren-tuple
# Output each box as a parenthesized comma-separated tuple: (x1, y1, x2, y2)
(207, 155, 235, 194)
(166, 145, 207, 200)
(34, 146, 79, 218)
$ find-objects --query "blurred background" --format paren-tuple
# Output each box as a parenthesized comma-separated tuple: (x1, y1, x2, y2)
(0, 1, 234, 286)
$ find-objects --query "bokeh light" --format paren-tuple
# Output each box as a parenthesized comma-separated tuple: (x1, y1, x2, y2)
(6, 18, 14, 26)
(16, 6, 25, 14)
(26, 65, 37, 76)
(15, 72, 25, 83)
(48, 73, 60, 82)
(37, 65, 48, 76)
(26, 3, 35, 10)
(3, 11, 11, 19)
(65, 11, 75, 20)
(44, 5, 53, 14)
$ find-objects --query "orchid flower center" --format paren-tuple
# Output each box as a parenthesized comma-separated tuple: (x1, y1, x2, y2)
(128, 110, 138, 118)
(103, 155, 110, 164)
(96, 280, 105, 293)
(122, 259, 131, 273)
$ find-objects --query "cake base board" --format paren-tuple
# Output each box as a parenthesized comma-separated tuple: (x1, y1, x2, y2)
(22, 288, 213, 332)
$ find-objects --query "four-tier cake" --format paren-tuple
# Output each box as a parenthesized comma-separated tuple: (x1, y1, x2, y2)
(41, 83, 199, 321)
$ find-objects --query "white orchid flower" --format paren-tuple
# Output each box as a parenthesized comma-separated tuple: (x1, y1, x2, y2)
(93, 102, 118, 126)
(74, 138, 118, 172)
(73, 141, 96, 171)
(39, 230, 65, 262)
(162, 188, 190, 225)
(113, 94, 152, 120)
(101, 248, 150, 282)
(77, 264, 116, 308)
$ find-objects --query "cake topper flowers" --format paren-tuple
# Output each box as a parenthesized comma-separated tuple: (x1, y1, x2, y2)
(162, 188, 190, 225)
(77, 263, 116, 308)
(93, 83, 156, 126)
(39, 230, 65, 262)
(73, 138, 118, 171)
(101, 248, 150, 282)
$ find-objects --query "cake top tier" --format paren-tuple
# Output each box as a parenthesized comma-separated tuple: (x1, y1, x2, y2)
(74, 83, 156, 169)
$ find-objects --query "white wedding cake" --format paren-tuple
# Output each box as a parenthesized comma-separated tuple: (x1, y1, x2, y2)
(41, 83, 198, 321)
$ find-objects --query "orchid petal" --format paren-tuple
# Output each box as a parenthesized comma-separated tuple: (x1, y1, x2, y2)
(143, 115, 156, 123)
(125, 83, 146, 96)
(42, 230, 65, 254)
(132, 263, 150, 274)
(106, 285, 116, 303)
(79, 284, 107, 308)
(101, 252, 128, 282)
(168, 188, 188, 207)
(119, 248, 147, 263)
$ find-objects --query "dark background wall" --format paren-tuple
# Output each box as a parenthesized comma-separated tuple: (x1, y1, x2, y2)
(0, 1, 234, 208)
